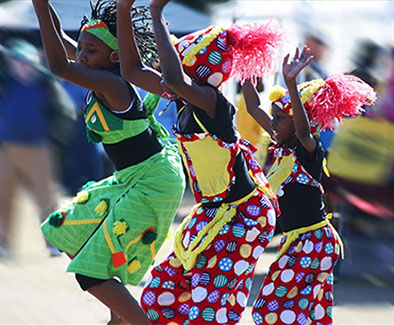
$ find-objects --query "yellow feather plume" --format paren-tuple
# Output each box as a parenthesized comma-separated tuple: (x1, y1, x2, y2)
(269, 85, 286, 102)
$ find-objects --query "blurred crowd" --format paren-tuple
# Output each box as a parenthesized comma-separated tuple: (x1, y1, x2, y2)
(0, 27, 393, 263)
(0, 38, 99, 257)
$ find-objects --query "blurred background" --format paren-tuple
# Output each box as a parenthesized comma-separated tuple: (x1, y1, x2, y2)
(0, 0, 393, 324)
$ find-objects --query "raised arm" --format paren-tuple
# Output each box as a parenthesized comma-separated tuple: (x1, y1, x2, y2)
(32, 0, 129, 108)
(283, 46, 315, 152)
(242, 80, 274, 138)
(116, 0, 163, 96)
(32, 0, 69, 75)
(48, 2, 77, 59)
(149, 0, 217, 118)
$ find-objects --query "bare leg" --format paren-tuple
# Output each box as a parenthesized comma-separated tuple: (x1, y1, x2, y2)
(87, 279, 149, 325)
(69, 255, 128, 324)
(108, 310, 128, 325)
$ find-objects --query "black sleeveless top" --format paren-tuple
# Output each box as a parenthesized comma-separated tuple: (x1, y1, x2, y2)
(87, 84, 162, 170)
(277, 138, 326, 232)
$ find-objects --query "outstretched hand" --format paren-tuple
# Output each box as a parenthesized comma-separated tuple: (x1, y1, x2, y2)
(150, 0, 172, 10)
(282, 46, 313, 84)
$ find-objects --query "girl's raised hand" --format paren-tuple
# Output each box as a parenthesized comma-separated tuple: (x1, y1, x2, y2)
(282, 46, 313, 83)
(150, 0, 172, 10)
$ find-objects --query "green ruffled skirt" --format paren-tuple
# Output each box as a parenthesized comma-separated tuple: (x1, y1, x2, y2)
(41, 146, 185, 285)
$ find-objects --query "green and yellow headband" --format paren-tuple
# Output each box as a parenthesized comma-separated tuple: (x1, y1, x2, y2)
(81, 19, 118, 51)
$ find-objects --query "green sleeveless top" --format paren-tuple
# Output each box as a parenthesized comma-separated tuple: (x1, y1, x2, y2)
(84, 90, 169, 144)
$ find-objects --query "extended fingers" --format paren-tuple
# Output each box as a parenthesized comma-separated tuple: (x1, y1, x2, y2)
(304, 55, 313, 66)
(300, 54, 313, 69)
(283, 53, 290, 65)
(293, 47, 300, 60)
(300, 46, 312, 61)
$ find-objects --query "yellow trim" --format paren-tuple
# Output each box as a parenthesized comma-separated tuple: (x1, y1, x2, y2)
(62, 219, 102, 226)
(269, 80, 324, 109)
(323, 157, 330, 177)
(228, 188, 257, 206)
(85, 103, 110, 131)
(125, 233, 144, 252)
(278, 215, 344, 260)
(150, 242, 156, 262)
(85, 103, 95, 121)
(103, 220, 115, 254)
(267, 153, 296, 195)
(178, 106, 209, 134)
(125, 233, 157, 262)
(247, 171, 276, 200)
(182, 25, 225, 66)
(299, 79, 325, 105)
(174, 189, 256, 270)
(178, 105, 186, 115)
(192, 111, 209, 133)
(325, 213, 344, 259)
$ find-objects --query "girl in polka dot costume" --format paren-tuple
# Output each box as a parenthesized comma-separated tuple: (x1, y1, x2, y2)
(243, 46, 376, 325)
(134, 0, 286, 324)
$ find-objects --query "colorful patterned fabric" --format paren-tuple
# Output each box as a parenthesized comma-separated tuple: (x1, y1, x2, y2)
(172, 21, 285, 89)
(267, 145, 324, 197)
(175, 132, 238, 204)
(252, 224, 340, 325)
(172, 109, 277, 269)
(268, 74, 376, 136)
(141, 190, 276, 324)
(174, 25, 233, 88)
(84, 91, 168, 144)
(174, 130, 274, 206)
(269, 80, 325, 135)
(81, 19, 118, 50)
(41, 146, 185, 285)
(174, 189, 257, 272)
(240, 138, 276, 204)
(140, 108, 277, 323)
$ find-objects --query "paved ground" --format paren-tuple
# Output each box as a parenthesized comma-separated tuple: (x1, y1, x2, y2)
(0, 189, 393, 324)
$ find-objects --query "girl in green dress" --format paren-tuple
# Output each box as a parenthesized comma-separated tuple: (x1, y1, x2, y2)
(32, 0, 185, 323)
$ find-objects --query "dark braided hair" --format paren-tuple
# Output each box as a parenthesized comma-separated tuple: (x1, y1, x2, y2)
(78, 0, 158, 63)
